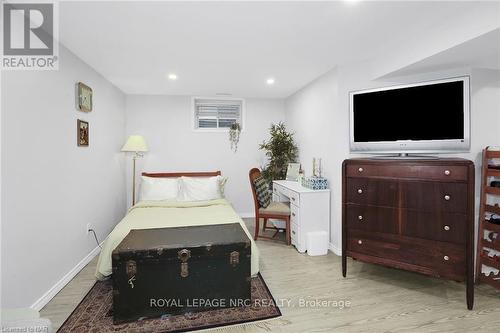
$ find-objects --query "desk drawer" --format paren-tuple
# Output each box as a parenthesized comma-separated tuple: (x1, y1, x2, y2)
(272, 183, 284, 196)
(288, 190, 300, 206)
(274, 183, 300, 206)
(346, 164, 468, 182)
(273, 184, 290, 203)
(290, 204, 299, 223)
(291, 222, 299, 242)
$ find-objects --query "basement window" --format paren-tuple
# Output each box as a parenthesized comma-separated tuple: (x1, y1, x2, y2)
(193, 98, 244, 130)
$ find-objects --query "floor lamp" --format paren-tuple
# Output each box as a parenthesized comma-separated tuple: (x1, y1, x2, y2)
(121, 135, 148, 205)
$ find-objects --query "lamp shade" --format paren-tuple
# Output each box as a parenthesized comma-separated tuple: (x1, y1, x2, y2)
(121, 135, 148, 152)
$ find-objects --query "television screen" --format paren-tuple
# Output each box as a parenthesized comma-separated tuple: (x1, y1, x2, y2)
(350, 77, 470, 153)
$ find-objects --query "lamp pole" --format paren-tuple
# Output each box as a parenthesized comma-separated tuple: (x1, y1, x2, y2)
(131, 152, 144, 206)
(132, 153, 137, 205)
(121, 135, 148, 206)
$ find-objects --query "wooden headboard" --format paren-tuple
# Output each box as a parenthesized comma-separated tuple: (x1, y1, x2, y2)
(141, 171, 221, 178)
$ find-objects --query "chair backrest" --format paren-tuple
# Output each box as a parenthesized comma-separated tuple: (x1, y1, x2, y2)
(249, 168, 262, 215)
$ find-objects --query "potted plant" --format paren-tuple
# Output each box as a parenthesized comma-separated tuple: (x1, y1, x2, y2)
(229, 123, 241, 152)
(259, 122, 298, 185)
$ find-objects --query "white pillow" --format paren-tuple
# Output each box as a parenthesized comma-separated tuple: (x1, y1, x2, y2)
(181, 176, 225, 201)
(140, 176, 180, 201)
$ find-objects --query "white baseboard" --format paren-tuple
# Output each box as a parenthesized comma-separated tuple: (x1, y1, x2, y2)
(329, 243, 342, 256)
(30, 243, 103, 311)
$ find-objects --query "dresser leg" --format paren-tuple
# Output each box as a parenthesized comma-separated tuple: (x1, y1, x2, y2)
(467, 276, 474, 310)
(342, 253, 347, 277)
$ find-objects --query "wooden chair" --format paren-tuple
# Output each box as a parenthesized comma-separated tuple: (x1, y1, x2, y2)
(249, 168, 291, 245)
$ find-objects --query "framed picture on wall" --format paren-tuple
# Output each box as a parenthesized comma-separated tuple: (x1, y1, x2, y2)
(76, 82, 93, 112)
(77, 119, 89, 147)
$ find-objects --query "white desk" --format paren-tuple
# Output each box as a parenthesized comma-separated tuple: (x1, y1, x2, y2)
(272, 180, 330, 253)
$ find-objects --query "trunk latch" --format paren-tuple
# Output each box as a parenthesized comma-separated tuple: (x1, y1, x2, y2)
(230, 251, 240, 267)
(178, 249, 191, 278)
(126, 260, 137, 289)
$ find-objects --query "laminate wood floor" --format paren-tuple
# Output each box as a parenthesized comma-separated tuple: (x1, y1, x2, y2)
(41, 219, 500, 332)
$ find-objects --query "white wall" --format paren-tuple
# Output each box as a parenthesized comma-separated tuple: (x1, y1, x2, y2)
(285, 69, 342, 253)
(285, 63, 500, 254)
(1, 45, 127, 308)
(125, 95, 285, 215)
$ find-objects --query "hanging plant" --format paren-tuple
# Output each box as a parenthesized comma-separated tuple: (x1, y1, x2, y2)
(229, 123, 241, 152)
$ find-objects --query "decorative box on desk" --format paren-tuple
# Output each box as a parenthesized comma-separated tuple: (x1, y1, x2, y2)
(302, 177, 329, 190)
(272, 180, 330, 253)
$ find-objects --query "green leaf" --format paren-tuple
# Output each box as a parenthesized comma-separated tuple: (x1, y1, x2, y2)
(259, 122, 298, 185)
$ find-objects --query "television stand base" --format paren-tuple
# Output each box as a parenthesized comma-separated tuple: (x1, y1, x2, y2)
(369, 153, 440, 160)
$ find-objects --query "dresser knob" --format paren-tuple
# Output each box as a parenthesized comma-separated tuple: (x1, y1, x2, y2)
(444, 170, 451, 176)
(357, 189, 363, 194)
(292, 212, 296, 217)
(444, 225, 450, 231)
(444, 195, 451, 201)
(358, 167, 364, 173)
(292, 230, 296, 235)
(443, 255, 450, 261)
(358, 240, 363, 245)
(358, 215, 363, 221)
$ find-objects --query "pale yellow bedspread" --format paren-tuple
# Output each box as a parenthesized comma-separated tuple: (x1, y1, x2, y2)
(95, 199, 259, 279)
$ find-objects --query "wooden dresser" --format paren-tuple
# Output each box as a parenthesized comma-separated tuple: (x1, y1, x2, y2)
(342, 158, 475, 309)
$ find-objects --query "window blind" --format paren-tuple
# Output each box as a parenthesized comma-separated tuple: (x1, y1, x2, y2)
(194, 98, 242, 129)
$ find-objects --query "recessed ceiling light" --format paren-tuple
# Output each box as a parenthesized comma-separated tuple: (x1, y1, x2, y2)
(168, 73, 177, 80)
(266, 78, 275, 85)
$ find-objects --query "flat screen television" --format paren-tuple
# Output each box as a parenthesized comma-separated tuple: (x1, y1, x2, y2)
(349, 76, 470, 154)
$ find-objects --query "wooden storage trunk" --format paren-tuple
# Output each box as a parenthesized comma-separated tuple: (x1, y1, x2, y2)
(112, 224, 251, 324)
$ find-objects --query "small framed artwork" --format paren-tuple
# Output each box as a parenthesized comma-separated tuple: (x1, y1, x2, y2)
(77, 119, 89, 147)
(76, 82, 92, 112)
(286, 163, 301, 181)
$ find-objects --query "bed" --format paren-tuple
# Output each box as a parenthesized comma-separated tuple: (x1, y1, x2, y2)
(95, 171, 260, 279)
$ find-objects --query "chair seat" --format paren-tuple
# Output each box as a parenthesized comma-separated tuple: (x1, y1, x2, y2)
(259, 202, 290, 216)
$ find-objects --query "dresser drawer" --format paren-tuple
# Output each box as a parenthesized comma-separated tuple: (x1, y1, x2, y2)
(402, 210, 466, 244)
(347, 230, 465, 280)
(346, 178, 398, 207)
(346, 164, 468, 182)
(346, 204, 398, 234)
(402, 182, 468, 214)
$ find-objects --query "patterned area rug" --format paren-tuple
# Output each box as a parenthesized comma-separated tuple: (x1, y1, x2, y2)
(57, 273, 281, 333)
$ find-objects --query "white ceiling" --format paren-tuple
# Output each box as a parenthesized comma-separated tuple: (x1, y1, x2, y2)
(380, 28, 500, 78)
(59, 1, 499, 98)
